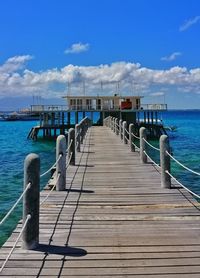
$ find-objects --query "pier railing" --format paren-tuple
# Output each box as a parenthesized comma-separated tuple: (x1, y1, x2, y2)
(0, 116, 91, 273)
(104, 116, 200, 199)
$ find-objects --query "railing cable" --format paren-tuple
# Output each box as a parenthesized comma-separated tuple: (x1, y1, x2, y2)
(66, 139, 73, 153)
(0, 214, 31, 273)
(132, 141, 140, 150)
(166, 151, 200, 176)
(143, 151, 161, 168)
(143, 138, 160, 151)
(131, 132, 140, 140)
(40, 173, 61, 205)
(125, 135, 129, 142)
(165, 170, 200, 199)
(40, 154, 62, 178)
(0, 182, 31, 226)
(66, 152, 73, 170)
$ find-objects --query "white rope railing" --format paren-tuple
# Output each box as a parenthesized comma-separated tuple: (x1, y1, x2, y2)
(75, 131, 80, 139)
(66, 139, 73, 153)
(132, 141, 140, 150)
(66, 152, 73, 170)
(166, 151, 200, 177)
(40, 173, 61, 205)
(165, 170, 200, 199)
(40, 154, 62, 178)
(131, 132, 140, 140)
(125, 135, 129, 142)
(143, 138, 160, 151)
(124, 128, 129, 135)
(0, 214, 31, 273)
(0, 182, 31, 226)
(143, 150, 161, 168)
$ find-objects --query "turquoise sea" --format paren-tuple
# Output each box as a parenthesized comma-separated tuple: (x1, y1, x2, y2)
(0, 110, 200, 246)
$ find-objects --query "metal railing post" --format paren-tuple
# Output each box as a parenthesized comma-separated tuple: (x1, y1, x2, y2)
(160, 135, 171, 188)
(123, 121, 127, 144)
(119, 119, 123, 139)
(140, 127, 147, 163)
(75, 124, 81, 152)
(56, 135, 66, 191)
(68, 128, 75, 165)
(23, 153, 40, 250)
(129, 123, 135, 152)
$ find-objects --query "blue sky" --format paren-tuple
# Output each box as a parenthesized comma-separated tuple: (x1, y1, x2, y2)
(1, 0, 200, 109)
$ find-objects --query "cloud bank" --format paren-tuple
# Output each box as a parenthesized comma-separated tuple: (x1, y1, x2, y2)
(1, 55, 200, 98)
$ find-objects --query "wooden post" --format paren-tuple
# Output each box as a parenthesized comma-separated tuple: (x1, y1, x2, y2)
(123, 121, 127, 144)
(56, 135, 66, 191)
(113, 117, 116, 133)
(140, 127, 147, 163)
(110, 117, 113, 131)
(160, 135, 171, 188)
(129, 123, 135, 152)
(23, 153, 40, 250)
(109, 116, 111, 128)
(68, 128, 75, 165)
(119, 119, 123, 139)
(115, 118, 119, 135)
(75, 124, 81, 152)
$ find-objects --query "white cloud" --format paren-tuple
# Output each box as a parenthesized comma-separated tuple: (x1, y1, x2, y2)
(161, 52, 182, 62)
(179, 16, 200, 32)
(0, 55, 33, 74)
(2, 56, 200, 98)
(150, 92, 165, 97)
(64, 42, 90, 54)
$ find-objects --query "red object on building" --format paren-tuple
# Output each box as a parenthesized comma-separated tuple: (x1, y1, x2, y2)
(120, 99, 132, 110)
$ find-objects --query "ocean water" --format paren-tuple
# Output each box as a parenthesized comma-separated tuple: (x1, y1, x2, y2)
(0, 120, 56, 246)
(146, 110, 200, 196)
(0, 110, 200, 246)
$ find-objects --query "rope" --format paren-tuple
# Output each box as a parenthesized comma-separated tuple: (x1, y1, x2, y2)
(166, 151, 200, 176)
(0, 182, 31, 226)
(125, 135, 129, 142)
(66, 139, 73, 153)
(0, 214, 31, 273)
(124, 128, 129, 135)
(66, 152, 73, 170)
(143, 151, 161, 168)
(165, 170, 200, 199)
(40, 154, 62, 178)
(40, 173, 61, 205)
(75, 132, 80, 139)
(143, 138, 160, 152)
(132, 141, 140, 150)
(131, 132, 140, 140)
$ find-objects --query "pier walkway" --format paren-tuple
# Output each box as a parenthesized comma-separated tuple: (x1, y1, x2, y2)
(1, 126, 200, 277)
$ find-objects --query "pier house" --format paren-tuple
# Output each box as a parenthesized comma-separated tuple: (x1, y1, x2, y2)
(28, 94, 167, 140)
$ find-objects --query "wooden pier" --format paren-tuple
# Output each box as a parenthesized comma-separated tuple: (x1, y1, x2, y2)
(1, 124, 200, 277)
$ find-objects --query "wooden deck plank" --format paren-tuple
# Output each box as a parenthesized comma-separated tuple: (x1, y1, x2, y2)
(0, 126, 200, 277)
